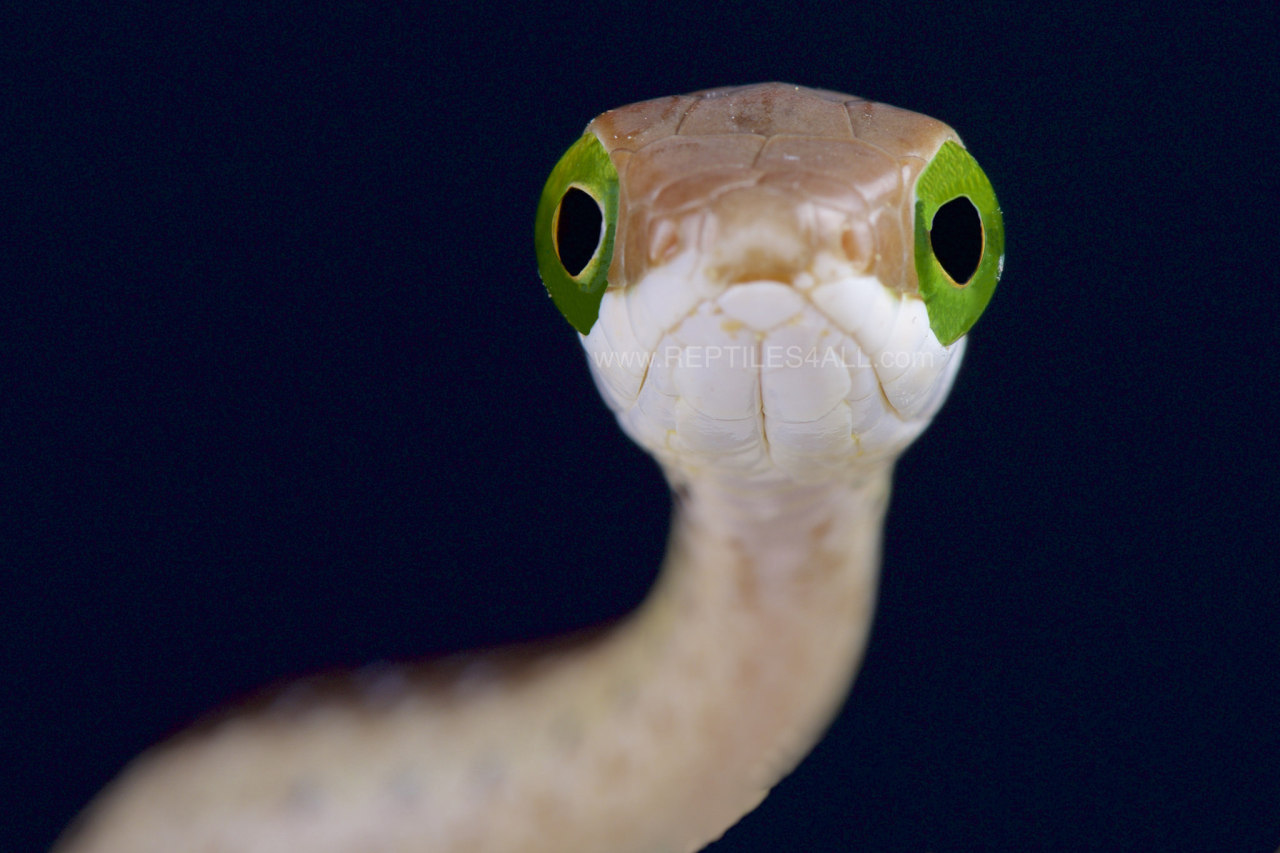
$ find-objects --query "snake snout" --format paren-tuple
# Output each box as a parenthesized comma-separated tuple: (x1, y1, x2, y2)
(698, 187, 814, 288)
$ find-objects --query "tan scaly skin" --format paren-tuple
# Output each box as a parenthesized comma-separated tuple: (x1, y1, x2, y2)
(55, 84, 979, 853)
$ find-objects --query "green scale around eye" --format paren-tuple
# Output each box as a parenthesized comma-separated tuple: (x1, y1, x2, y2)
(912, 140, 1005, 346)
(534, 132, 619, 335)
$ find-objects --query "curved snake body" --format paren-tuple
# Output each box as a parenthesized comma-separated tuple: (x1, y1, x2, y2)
(56, 83, 1002, 853)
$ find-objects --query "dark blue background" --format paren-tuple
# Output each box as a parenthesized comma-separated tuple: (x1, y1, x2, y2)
(6, 2, 1279, 851)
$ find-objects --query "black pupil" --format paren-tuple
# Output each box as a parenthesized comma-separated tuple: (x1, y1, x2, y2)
(556, 187, 603, 277)
(930, 196, 983, 284)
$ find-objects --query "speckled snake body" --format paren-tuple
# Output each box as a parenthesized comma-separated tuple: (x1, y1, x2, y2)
(55, 84, 1001, 853)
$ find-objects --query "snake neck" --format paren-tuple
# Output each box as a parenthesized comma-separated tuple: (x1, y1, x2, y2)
(664, 466, 893, 587)
(597, 466, 893, 850)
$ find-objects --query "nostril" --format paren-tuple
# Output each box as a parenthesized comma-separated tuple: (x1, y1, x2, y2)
(840, 224, 872, 271)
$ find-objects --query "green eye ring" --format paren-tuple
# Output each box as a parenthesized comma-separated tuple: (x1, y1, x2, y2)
(912, 140, 1005, 346)
(535, 132, 619, 334)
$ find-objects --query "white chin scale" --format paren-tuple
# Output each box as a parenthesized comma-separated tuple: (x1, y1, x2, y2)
(581, 252, 965, 484)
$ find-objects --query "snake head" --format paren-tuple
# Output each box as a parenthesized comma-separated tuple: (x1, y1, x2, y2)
(536, 84, 1003, 483)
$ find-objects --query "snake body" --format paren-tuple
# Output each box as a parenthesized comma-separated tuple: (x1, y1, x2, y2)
(55, 83, 1002, 853)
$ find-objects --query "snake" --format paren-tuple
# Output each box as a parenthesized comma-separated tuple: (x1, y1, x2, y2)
(54, 83, 1004, 853)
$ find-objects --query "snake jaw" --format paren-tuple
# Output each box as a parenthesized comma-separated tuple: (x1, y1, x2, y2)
(582, 251, 964, 485)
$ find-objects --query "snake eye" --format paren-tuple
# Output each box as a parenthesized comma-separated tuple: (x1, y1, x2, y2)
(913, 140, 1005, 345)
(555, 187, 604, 276)
(535, 132, 619, 334)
